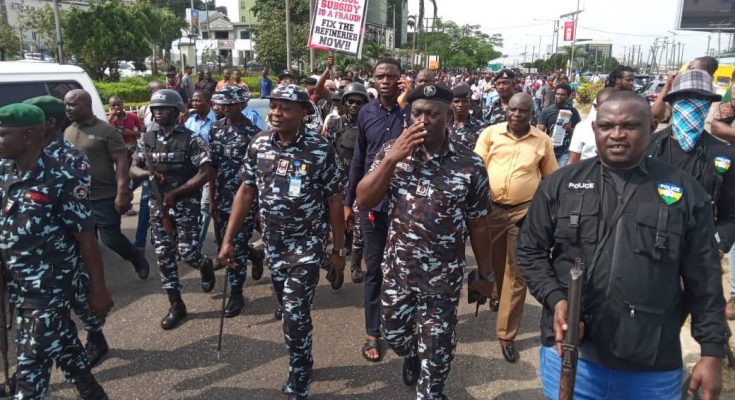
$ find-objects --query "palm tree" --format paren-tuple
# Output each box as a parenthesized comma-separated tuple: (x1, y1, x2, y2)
(416, 0, 438, 33)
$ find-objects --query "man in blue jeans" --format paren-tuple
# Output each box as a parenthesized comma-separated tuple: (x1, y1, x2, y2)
(64, 89, 150, 280)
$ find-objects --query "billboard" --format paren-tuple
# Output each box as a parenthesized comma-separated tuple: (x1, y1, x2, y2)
(677, 0, 735, 31)
(308, 0, 369, 57)
(563, 21, 576, 41)
(186, 8, 200, 36)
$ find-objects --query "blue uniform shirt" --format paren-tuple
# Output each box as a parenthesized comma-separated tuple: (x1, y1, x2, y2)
(185, 109, 217, 144)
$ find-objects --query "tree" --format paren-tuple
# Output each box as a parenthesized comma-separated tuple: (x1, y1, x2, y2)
(417, 21, 502, 71)
(65, 2, 150, 80)
(251, 0, 310, 72)
(417, 0, 438, 33)
(147, 0, 226, 19)
(0, 22, 20, 61)
(19, 4, 60, 59)
(133, 2, 186, 74)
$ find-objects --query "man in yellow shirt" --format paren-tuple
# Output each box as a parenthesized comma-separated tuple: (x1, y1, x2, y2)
(474, 92, 558, 363)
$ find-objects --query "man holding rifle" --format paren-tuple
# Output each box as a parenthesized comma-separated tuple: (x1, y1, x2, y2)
(0, 103, 113, 399)
(130, 89, 215, 331)
(516, 91, 727, 399)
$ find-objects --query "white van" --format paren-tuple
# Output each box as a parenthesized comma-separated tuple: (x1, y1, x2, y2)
(0, 61, 106, 119)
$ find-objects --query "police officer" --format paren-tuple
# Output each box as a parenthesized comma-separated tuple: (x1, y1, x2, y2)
(645, 69, 735, 257)
(483, 69, 515, 126)
(517, 91, 727, 399)
(208, 84, 262, 318)
(129, 89, 215, 330)
(355, 85, 494, 400)
(23, 95, 110, 367)
(218, 84, 345, 400)
(449, 85, 485, 149)
(0, 103, 113, 399)
(326, 82, 369, 283)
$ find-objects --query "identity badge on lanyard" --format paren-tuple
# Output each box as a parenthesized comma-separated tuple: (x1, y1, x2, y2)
(288, 160, 303, 197)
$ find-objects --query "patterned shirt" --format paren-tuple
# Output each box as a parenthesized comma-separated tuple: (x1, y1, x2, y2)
(45, 136, 91, 186)
(483, 98, 508, 127)
(241, 128, 341, 269)
(209, 118, 261, 214)
(448, 117, 485, 149)
(0, 153, 91, 308)
(371, 134, 493, 295)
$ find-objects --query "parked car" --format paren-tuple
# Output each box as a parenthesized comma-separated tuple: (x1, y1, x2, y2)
(642, 79, 665, 105)
(0, 61, 106, 119)
(634, 75, 655, 93)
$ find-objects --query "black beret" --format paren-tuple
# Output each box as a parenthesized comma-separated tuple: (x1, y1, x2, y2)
(495, 69, 515, 81)
(452, 85, 472, 99)
(303, 77, 317, 85)
(407, 84, 452, 104)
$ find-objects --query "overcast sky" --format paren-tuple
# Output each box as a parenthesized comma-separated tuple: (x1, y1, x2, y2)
(406, 0, 731, 66)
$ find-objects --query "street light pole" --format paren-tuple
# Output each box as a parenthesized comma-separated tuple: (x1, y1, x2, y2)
(309, 0, 315, 73)
(52, 0, 64, 63)
(285, 0, 292, 73)
(561, 0, 582, 77)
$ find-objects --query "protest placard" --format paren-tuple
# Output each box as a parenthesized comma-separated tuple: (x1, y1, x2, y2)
(308, 0, 369, 57)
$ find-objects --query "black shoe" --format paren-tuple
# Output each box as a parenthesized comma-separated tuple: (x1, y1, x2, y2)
(161, 291, 187, 330)
(132, 249, 150, 280)
(350, 248, 364, 283)
(500, 341, 519, 363)
(74, 371, 108, 400)
(199, 257, 216, 293)
(402, 355, 420, 386)
(490, 298, 500, 312)
(85, 330, 109, 368)
(326, 267, 343, 290)
(224, 289, 245, 318)
(274, 305, 283, 320)
(248, 246, 265, 281)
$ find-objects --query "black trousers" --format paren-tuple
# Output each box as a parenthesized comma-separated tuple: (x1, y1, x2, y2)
(359, 210, 389, 337)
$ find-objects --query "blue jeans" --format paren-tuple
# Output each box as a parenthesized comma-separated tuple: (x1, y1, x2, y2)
(198, 183, 211, 246)
(534, 98, 542, 119)
(556, 152, 569, 167)
(134, 180, 150, 248)
(729, 243, 735, 297)
(539, 345, 682, 400)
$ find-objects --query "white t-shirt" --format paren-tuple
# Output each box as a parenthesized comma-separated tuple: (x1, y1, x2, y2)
(569, 106, 598, 160)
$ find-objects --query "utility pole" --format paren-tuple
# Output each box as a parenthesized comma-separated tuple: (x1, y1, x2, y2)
(707, 34, 712, 56)
(309, 0, 315, 73)
(52, 0, 63, 63)
(561, 0, 582, 77)
(285, 0, 292, 73)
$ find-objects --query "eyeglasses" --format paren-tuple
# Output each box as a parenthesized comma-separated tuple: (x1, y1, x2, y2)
(345, 99, 364, 106)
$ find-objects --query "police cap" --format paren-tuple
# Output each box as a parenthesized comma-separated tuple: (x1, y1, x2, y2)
(452, 85, 472, 99)
(0, 103, 45, 127)
(495, 69, 515, 81)
(267, 84, 315, 114)
(406, 84, 453, 104)
(23, 96, 66, 118)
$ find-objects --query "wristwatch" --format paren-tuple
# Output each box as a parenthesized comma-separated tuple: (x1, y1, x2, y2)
(332, 248, 349, 257)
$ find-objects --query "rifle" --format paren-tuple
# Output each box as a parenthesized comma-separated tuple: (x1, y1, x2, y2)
(0, 261, 11, 396)
(559, 258, 586, 400)
(145, 146, 173, 234)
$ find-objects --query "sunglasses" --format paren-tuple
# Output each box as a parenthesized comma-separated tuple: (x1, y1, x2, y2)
(345, 99, 364, 105)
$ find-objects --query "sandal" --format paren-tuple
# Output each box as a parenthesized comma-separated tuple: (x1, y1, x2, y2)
(362, 338, 384, 362)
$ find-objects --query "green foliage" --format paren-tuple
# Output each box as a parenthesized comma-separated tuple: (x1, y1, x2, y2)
(576, 81, 604, 105)
(147, 1, 224, 19)
(252, 3, 309, 71)
(417, 20, 502, 70)
(0, 22, 20, 61)
(20, 4, 62, 57)
(94, 77, 151, 103)
(134, 3, 185, 51)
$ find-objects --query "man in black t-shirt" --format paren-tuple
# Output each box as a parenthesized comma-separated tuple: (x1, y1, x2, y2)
(538, 83, 581, 166)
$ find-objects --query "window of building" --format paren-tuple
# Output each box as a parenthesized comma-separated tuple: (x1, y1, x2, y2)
(202, 31, 209, 39)
(214, 31, 229, 39)
(239, 31, 250, 40)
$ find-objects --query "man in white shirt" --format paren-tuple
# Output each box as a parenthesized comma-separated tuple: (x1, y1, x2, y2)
(567, 88, 616, 164)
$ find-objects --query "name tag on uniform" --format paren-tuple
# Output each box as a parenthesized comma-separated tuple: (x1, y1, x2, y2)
(416, 178, 430, 197)
(3, 199, 14, 214)
(288, 176, 302, 197)
(276, 159, 290, 176)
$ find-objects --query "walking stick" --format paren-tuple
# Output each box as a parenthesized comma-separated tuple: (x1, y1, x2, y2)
(216, 276, 227, 360)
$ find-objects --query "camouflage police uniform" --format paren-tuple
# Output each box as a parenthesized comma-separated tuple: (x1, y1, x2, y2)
(241, 124, 341, 398)
(328, 115, 363, 254)
(448, 117, 485, 149)
(483, 98, 508, 127)
(371, 135, 492, 400)
(0, 142, 106, 399)
(134, 125, 212, 292)
(209, 116, 260, 291)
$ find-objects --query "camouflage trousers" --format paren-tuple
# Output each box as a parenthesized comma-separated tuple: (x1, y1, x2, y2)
(215, 213, 251, 288)
(271, 264, 320, 398)
(15, 306, 92, 399)
(382, 273, 459, 400)
(150, 197, 210, 291)
(72, 267, 104, 332)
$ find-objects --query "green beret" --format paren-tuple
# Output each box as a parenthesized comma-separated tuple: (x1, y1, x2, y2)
(23, 96, 66, 118)
(0, 103, 45, 127)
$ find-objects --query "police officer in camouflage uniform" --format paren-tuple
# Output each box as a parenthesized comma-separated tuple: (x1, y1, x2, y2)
(0, 103, 114, 399)
(448, 85, 486, 149)
(208, 84, 262, 318)
(356, 85, 495, 400)
(23, 96, 110, 367)
(130, 89, 215, 330)
(326, 82, 369, 283)
(219, 84, 345, 400)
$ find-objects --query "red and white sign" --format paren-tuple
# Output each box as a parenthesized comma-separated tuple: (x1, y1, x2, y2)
(308, 0, 369, 57)
(563, 21, 576, 42)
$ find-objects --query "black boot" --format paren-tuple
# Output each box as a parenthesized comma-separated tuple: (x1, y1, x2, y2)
(248, 246, 265, 281)
(85, 330, 109, 368)
(345, 231, 353, 255)
(350, 248, 364, 283)
(199, 257, 216, 293)
(161, 290, 187, 330)
(74, 371, 108, 400)
(274, 304, 283, 320)
(224, 285, 245, 318)
(131, 248, 150, 280)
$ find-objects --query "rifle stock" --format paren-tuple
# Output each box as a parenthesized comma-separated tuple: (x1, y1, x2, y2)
(145, 147, 173, 234)
(559, 258, 585, 400)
